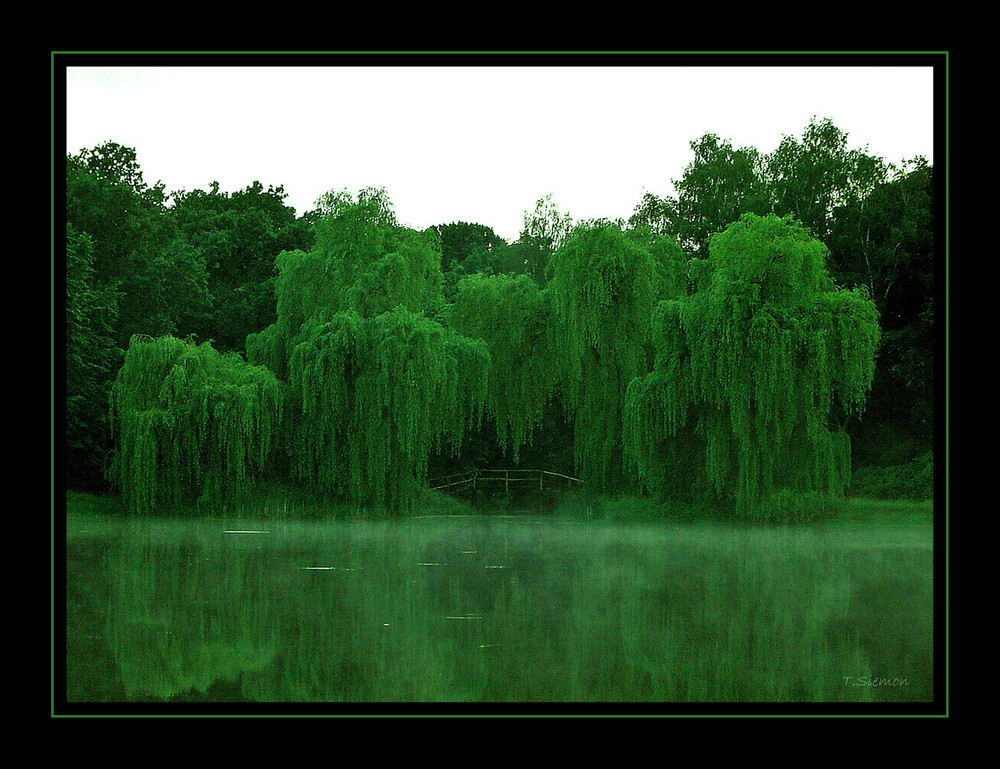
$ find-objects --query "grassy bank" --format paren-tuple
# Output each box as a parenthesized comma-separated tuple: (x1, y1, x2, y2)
(546, 492, 932, 527)
(62, 484, 477, 522)
(63, 486, 934, 528)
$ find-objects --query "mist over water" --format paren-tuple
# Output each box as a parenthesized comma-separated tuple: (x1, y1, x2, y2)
(65, 512, 933, 704)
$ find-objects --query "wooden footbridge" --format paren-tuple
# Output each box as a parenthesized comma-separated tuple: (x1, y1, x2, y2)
(428, 467, 582, 497)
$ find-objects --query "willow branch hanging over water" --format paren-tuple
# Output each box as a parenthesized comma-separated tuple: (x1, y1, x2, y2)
(355, 309, 486, 512)
(109, 335, 282, 515)
(277, 309, 489, 514)
(624, 213, 880, 520)
(247, 191, 488, 514)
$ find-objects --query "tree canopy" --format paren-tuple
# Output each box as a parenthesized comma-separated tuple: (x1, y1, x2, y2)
(247, 190, 488, 514)
(109, 335, 283, 515)
(66, 226, 119, 489)
(66, 118, 933, 518)
(449, 272, 557, 462)
(547, 221, 684, 491)
(624, 214, 880, 519)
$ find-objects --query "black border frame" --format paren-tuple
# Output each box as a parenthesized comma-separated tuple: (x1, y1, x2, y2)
(51, 50, 949, 719)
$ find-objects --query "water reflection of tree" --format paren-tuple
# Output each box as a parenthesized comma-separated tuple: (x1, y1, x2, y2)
(106, 526, 278, 700)
(95, 519, 931, 703)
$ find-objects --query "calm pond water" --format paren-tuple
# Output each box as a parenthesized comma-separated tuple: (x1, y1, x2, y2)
(64, 512, 934, 705)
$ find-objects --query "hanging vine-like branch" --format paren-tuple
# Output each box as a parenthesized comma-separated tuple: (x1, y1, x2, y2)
(110, 335, 282, 514)
(246, 193, 489, 514)
(546, 222, 679, 491)
(449, 273, 556, 462)
(624, 214, 880, 519)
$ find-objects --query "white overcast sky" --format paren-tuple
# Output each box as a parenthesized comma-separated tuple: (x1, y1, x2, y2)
(65, 64, 936, 244)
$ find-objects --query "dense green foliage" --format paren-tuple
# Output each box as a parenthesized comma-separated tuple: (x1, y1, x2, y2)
(246, 193, 488, 515)
(634, 119, 935, 466)
(65, 142, 311, 489)
(434, 221, 508, 300)
(109, 336, 282, 515)
(66, 226, 119, 488)
(666, 132, 772, 259)
(165, 180, 314, 353)
(449, 273, 557, 462)
(64, 115, 936, 517)
(624, 214, 880, 519)
(276, 307, 489, 513)
(826, 159, 935, 463)
(847, 451, 934, 501)
(547, 222, 684, 491)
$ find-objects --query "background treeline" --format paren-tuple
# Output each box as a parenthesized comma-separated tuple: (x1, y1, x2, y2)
(63, 117, 936, 516)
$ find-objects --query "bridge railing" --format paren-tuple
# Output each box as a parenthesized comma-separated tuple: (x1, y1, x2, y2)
(428, 468, 582, 493)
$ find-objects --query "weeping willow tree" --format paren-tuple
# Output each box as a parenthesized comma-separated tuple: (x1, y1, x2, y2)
(247, 190, 488, 514)
(436, 332, 491, 457)
(258, 188, 423, 338)
(355, 309, 488, 512)
(283, 311, 365, 498)
(280, 307, 488, 513)
(249, 193, 444, 366)
(448, 273, 558, 462)
(313, 186, 401, 289)
(109, 335, 282, 515)
(547, 221, 681, 490)
(624, 213, 880, 520)
(347, 233, 444, 320)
